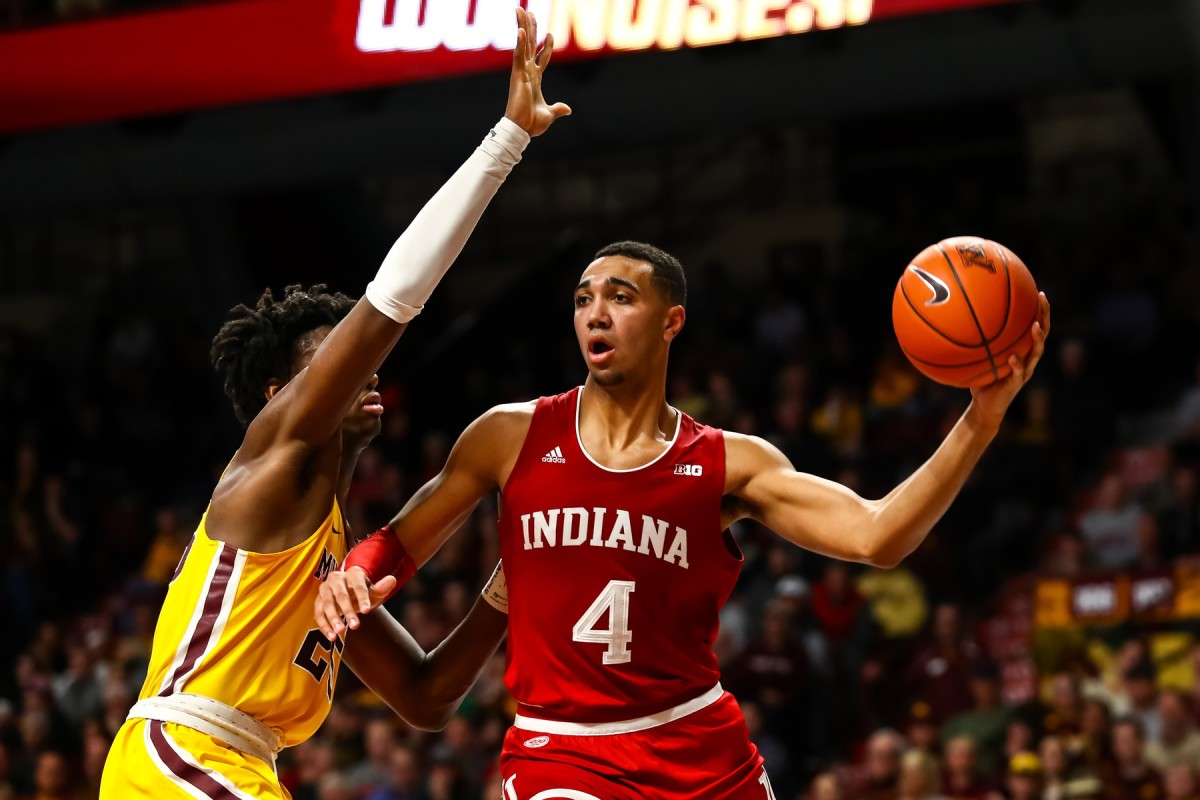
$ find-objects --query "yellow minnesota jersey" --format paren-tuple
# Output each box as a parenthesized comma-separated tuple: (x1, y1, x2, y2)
(138, 500, 348, 746)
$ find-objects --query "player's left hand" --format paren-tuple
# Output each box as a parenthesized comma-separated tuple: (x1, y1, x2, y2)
(968, 291, 1051, 430)
(504, 7, 571, 136)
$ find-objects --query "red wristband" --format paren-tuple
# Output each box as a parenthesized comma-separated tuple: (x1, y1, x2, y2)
(343, 527, 417, 602)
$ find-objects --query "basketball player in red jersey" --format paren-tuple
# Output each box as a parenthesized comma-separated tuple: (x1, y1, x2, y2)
(100, 11, 569, 799)
(316, 242, 1051, 799)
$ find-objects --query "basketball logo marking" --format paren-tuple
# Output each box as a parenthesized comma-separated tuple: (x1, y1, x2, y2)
(955, 241, 997, 273)
(907, 265, 951, 306)
(523, 735, 550, 748)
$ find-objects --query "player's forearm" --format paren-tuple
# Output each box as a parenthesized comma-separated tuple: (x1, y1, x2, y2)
(365, 118, 530, 324)
(409, 600, 508, 730)
(865, 402, 999, 566)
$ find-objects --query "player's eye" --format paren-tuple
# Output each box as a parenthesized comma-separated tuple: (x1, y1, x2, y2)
(613, 293, 629, 303)
(574, 295, 590, 307)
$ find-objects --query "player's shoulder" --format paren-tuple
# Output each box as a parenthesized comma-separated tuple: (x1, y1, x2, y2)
(478, 400, 538, 426)
(722, 431, 791, 485)
(462, 401, 537, 447)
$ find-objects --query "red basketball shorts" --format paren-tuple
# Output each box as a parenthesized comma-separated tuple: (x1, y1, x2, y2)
(499, 686, 775, 800)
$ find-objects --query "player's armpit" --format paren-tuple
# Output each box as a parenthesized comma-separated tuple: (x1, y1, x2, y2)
(723, 432, 893, 567)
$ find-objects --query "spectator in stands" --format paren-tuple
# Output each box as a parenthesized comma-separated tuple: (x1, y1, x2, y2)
(1162, 763, 1198, 800)
(49, 645, 101, 731)
(1156, 466, 1199, 560)
(1119, 659, 1163, 743)
(943, 736, 995, 800)
(364, 744, 420, 800)
(847, 728, 907, 800)
(907, 701, 943, 757)
(1004, 751, 1044, 800)
(1147, 691, 1200, 771)
(726, 598, 810, 749)
(316, 771, 356, 800)
(904, 603, 986, 724)
(1080, 699, 1116, 770)
(741, 701, 795, 799)
(346, 717, 400, 795)
(899, 748, 946, 800)
(32, 750, 75, 800)
(1044, 673, 1085, 743)
(1107, 717, 1164, 800)
(812, 771, 847, 800)
(943, 659, 1012, 777)
(1078, 473, 1152, 571)
(1041, 736, 1071, 800)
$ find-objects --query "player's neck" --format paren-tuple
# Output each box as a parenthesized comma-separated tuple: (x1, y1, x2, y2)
(580, 378, 674, 449)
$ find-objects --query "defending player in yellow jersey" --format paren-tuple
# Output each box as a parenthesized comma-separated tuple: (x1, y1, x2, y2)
(100, 10, 569, 798)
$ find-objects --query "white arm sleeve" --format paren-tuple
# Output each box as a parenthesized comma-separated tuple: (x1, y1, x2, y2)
(365, 117, 531, 324)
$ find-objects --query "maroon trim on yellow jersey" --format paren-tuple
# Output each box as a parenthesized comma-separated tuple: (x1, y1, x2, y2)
(148, 721, 241, 799)
(160, 544, 238, 697)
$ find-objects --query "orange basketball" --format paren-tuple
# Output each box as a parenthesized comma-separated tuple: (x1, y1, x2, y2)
(892, 236, 1039, 388)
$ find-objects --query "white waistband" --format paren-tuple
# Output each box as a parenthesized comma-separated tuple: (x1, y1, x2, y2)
(128, 694, 283, 767)
(513, 683, 725, 736)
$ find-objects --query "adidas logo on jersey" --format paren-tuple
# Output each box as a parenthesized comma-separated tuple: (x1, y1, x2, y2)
(541, 446, 566, 464)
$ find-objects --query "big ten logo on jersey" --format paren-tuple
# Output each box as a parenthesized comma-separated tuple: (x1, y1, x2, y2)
(520, 507, 688, 569)
(674, 463, 703, 476)
(313, 547, 339, 582)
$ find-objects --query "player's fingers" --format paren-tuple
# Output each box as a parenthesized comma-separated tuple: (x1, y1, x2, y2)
(345, 578, 373, 623)
(513, 28, 526, 69)
(528, 11, 538, 62)
(328, 575, 360, 632)
(550, 102, 572, 119)
(1007, 353, 1024, 384)
(1038, 292, 1051, 336)
(537, 32, 555, 72)
(315, 596, 340, 641)
(368, 575, 397, 606)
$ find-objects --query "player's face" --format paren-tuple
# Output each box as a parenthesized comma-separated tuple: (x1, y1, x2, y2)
(291, 326, 384, 441)
(573, 256, 683, 388)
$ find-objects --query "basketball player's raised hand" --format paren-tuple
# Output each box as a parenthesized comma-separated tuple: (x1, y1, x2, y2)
(505, 7, 571, 136)
(969, 291, 1051, 428)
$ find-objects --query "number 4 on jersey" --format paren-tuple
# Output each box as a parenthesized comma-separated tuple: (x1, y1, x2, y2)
(571, 580, 635, 665)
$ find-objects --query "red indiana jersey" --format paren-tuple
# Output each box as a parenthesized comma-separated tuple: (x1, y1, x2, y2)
(499, 387, 743, 723)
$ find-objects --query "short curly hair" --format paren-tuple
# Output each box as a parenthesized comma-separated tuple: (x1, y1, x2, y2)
(210, 284, 356, 428)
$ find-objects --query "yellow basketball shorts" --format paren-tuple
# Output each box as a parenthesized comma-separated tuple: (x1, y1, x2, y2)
(100, 718, 287, 800)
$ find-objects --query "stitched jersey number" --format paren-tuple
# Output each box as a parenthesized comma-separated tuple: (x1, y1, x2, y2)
(571, 580, 635, 665)
(293, 628, 344, 701)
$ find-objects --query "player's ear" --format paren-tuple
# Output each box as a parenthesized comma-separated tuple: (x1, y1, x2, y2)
(663, 305, 686, 343)
(264, 378, 283, 402)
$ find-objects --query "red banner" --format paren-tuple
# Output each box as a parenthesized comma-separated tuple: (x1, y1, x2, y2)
(0, 0, 1023, 134)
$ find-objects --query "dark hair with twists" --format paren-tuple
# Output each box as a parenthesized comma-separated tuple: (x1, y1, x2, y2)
(210, 284, 356, 428)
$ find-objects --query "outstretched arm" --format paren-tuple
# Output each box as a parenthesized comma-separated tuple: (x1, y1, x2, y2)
(244, 9, 566, 455)
(343, 564, 509, 730)
(726, 294, 1050, 568)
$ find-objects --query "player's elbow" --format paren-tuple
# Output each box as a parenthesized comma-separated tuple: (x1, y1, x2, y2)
(401, 705, 455, 732)
(853, 522, 909, 569)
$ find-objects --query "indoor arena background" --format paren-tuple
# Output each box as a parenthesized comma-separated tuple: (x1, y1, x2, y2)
(3, 1, 1200, 799)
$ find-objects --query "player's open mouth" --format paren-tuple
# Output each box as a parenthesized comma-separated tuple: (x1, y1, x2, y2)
(361, 392, 385, 415)
(588, 339, 614, 364)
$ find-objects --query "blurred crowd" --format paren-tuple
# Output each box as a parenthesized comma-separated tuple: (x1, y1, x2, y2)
(3, 139, 1200, 800)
